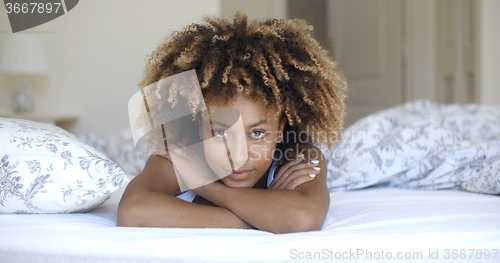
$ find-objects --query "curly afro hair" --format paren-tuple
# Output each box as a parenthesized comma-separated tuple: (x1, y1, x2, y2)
(137, 11, 347, 159)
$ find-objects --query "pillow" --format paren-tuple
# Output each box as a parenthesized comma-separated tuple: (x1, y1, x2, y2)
(0, 118, 130, 213)
(327, 100, 500, 194)
(78, 128, 149, 177)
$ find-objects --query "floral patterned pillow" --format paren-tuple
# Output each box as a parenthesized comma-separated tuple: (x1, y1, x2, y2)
(0, 118, 130, 213)
(326, 101, 500, 194)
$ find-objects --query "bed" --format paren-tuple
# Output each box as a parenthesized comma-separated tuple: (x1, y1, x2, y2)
(1, 101, 499, 262)
(2, 182, 499, 262)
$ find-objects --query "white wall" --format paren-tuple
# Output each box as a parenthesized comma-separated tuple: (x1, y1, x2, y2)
(0, 0, 220, 136)
(403, 0, 437, 102)
(221, 0, 287, 21)
(1, 0, 498, 136)
(476, 0, 500, 106)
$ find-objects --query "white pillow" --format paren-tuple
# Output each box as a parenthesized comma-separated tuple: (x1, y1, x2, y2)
(0, 118, 130, 213)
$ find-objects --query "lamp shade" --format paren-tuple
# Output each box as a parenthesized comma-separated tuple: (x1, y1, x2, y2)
(0, 34, 48, 75)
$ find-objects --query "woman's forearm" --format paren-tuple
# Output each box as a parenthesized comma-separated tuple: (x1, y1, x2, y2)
(198, 184, 329, 234)
(117, 190, 254, 229)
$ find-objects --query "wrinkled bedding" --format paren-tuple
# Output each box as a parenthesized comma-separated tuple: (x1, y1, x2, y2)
(327, 101, 500, 194)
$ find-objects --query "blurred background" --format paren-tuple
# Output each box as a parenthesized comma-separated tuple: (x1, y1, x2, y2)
(0, 0, 499, 136)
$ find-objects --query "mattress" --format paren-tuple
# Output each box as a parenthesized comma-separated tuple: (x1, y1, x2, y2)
(1, 176, 499, 263)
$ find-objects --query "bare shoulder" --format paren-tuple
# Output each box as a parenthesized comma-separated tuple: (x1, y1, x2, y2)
(120, 154, 180, 203)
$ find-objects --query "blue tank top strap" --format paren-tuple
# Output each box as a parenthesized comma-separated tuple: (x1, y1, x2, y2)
(267, 159, 279, 187)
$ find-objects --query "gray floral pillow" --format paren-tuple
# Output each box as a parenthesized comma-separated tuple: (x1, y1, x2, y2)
(78, 128, 149, 177)
(327, 100, 500, 194)
(0, 118, 130, 213)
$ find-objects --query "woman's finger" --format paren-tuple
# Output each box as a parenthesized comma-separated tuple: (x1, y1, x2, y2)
(272, 162, 318, 189)
(270, 154, 305, 188)
(282, 174, 316, 190)
(271, 159, 320, 189)
(278, 166, 321, 190)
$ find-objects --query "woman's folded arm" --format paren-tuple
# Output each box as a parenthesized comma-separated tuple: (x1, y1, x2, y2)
(117, 151, 330, 234)
(192, 151, 330, 234)
(117, 189, 253, 229)
(117, 154, 254, 229)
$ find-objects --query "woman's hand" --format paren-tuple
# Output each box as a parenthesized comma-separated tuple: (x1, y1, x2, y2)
(268, 154, 321, 190)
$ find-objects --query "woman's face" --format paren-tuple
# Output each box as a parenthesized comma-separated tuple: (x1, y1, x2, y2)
(200, 93, 284, 188)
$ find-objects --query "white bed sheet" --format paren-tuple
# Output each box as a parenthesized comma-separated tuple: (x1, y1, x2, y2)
(1, 177, 499, 263)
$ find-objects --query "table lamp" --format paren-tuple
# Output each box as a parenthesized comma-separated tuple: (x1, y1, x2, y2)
(0, 34, 49, 113)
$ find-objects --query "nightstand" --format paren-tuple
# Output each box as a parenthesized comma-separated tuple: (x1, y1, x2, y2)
(0, 113, 79, 132)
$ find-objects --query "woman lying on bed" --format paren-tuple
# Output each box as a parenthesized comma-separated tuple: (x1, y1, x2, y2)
(117, 12, 347, 234)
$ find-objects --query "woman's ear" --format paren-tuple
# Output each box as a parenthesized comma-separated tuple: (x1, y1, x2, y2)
(198, 116, 204, 140)
(279, 117, 287, 133)
(198, 111, 212, 140)
(198, 112, 205, 140)
(277, 117, 287, 142)
(199, 123, 203, 140)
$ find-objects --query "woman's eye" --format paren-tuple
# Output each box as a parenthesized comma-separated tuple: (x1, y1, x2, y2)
(250, 130, 266, 139)
(212, 129, 229, 138)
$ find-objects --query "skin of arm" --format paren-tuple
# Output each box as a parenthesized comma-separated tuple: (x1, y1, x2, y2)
(117, 154, 254, 229)
(118, 146, 330, 234)
(191, 146, 330, 234)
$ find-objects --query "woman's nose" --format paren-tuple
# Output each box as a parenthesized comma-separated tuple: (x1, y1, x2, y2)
(227, 134, 248, 170)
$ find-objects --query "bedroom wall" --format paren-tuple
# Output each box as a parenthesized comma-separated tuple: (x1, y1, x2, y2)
(0, 0, 221, 136)
(1, 0, 498, 136)
(220, 0, 287, 21)
(475, 0, 500, 107)
(325, 0, 499, 127)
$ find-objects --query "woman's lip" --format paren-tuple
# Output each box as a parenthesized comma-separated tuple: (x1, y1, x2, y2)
(232, 169, 251, 174)
(226, 170, 252, 180)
